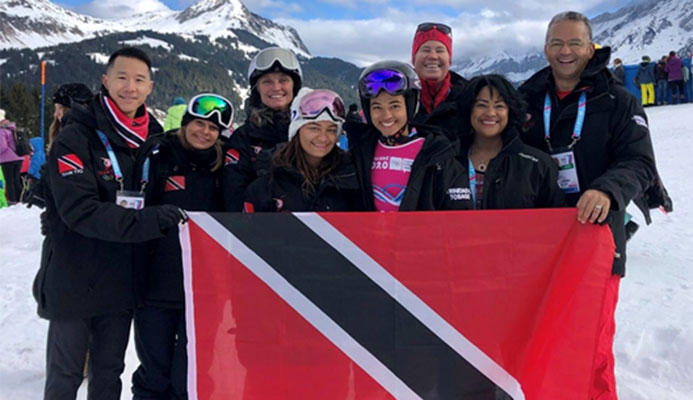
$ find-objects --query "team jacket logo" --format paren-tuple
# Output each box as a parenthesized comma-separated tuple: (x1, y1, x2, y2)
(225, 148, 240, 166)
(58, 154, 84, 177)
(165, 176, 186, 192)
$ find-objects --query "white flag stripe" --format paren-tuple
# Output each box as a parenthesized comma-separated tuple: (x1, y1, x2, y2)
(179, 223, 199, 400)
(190, 213, 422, 400)
(294, 212, 526, 400)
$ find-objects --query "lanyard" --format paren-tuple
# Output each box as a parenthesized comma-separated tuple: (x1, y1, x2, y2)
(467, 149, 477, 209)
(543, 91, 587, 152)
(96, 130, 150, 193)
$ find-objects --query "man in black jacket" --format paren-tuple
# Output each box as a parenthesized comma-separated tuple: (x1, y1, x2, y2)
(36, 47, 186, 400)
(519, 11, 658, 400)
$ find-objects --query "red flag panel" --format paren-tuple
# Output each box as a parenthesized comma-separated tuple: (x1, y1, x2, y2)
(183, 209, 614, 399)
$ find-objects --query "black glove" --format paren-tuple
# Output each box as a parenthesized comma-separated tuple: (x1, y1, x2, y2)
(40, 210, 49, 236)
(156, 205, 189, 231)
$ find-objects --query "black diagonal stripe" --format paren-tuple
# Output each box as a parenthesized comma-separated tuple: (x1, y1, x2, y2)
(210, 213, 511, 400)
(167, 177, 184, 191)
(59, 156, 82, 170)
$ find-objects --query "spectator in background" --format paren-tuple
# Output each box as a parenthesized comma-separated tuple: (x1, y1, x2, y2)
(683, 63, 691, 103)
(612, 58, 625, 86)
(655, 55, 668, 105)
(634, 56, 655, 107)
(666, 51, 685, 105)
(163, 97, 186, 132)
(411, 22, 468, 144)
(0, 109, 24, 204)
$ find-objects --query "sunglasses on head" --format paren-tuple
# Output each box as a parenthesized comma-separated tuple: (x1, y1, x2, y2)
(416, 22, 452, 37)
(188, 94, 234, 129)
(297, 89, 346, 122)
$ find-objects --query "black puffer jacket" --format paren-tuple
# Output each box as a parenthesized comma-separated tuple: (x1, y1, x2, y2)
(142, 133, 222, 308)
(456, 128, 564, 210)
(244, 149, 362, 212)
(347, 122, 467, 211)
(519, 47, 658, 276)
(222, 108, 290, 211)
(34, 95, 165, 320)
(413, 71, 468, 147)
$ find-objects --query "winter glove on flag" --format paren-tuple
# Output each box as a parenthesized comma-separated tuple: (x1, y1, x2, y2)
(156, 204, 189, 231)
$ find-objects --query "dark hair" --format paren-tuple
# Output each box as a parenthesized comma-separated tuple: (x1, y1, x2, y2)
(546, 11, 593, 43)
(107, 47, 152, 73)
(669, 51, 676, 57)
(459, 74, 527, 140)
(272, 134, 345, 196)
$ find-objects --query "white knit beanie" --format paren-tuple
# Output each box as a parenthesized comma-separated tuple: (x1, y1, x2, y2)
(287, 88, 343, 141)
(0, 109, 6, 121)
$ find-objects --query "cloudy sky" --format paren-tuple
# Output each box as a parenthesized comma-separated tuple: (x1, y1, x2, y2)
(56, 0, 637, 66)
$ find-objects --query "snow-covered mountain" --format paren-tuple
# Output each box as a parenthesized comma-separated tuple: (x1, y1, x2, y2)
(0, 0, 309, 57)
(454, 0, 693, 82)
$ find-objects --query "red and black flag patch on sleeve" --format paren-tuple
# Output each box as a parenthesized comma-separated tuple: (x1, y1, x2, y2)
(58, 154, 84, 177)
(165, 175, 186, 192)
(224, 148, 240, 166)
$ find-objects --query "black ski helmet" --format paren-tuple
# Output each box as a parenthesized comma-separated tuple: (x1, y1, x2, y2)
(52, 83, 93, 108)
(357, 60, 421, 124)
(248, 47, 303, 96)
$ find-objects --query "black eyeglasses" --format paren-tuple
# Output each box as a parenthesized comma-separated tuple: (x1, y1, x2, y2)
(416, 22, 452, 37)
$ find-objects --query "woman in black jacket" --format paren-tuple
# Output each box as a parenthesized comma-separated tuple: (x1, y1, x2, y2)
(223, 47, 303, 210)
(457, 74, 563, 209)
(244, 88, 361, 212)
(132, 93, 231, 400)
(348, 60, 467, 211)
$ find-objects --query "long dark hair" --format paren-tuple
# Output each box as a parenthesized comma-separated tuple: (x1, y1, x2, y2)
(459, 74, 527, 142)
(272, 134, 345, 196)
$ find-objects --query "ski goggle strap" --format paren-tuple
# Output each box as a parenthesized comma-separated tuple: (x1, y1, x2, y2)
(297, 89, 346, 121)
(416, 22, 452, 37)
(188, 94, 234, 129)
(359, 69, 410, 98)
(249, 48, 300, 76)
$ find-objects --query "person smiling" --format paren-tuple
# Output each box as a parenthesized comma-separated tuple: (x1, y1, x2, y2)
(223, 46, 303, 211)
(348, 60, 467, 211)
(410, 22, 468, 145)
(243, 88, 361, 212)
(132, 93, 230, 399)
(457, 74, 563, 210)
(36, 47, 187, 400)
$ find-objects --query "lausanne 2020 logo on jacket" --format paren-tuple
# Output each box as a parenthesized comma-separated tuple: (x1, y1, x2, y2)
(57, 154, 84, 177)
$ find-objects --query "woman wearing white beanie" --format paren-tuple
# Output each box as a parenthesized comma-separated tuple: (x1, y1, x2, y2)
(243, 88, 362, 212)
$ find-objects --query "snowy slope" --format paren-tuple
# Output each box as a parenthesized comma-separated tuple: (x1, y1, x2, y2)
(0, 104, 691, 398)
(454, 0, 693, 81)
(0, 0, 309, 57)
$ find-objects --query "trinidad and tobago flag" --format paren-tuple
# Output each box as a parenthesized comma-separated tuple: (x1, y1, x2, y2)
(165, 176, 186, 192)
(57, 153, 84, 175)
(225, 148, 240, 166)
(180, 209, 615, 399)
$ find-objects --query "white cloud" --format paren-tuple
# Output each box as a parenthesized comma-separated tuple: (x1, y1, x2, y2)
(75, 0, 171, 19)
(277, 2, 621, 67)
(278, 9, 549, 67)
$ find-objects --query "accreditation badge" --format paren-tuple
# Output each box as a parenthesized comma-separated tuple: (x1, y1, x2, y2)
(116, 190, 145, 210)
(550, 151, 581, 194)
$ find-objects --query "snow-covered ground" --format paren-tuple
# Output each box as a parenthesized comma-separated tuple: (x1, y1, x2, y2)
(0, 104, 691, 399)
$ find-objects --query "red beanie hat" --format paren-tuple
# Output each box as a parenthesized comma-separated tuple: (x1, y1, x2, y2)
(412, 26, 452, 62)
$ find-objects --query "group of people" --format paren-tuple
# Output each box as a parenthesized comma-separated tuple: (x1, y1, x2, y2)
(31, 9, 666, 400)
(623, 50, 692, 106)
